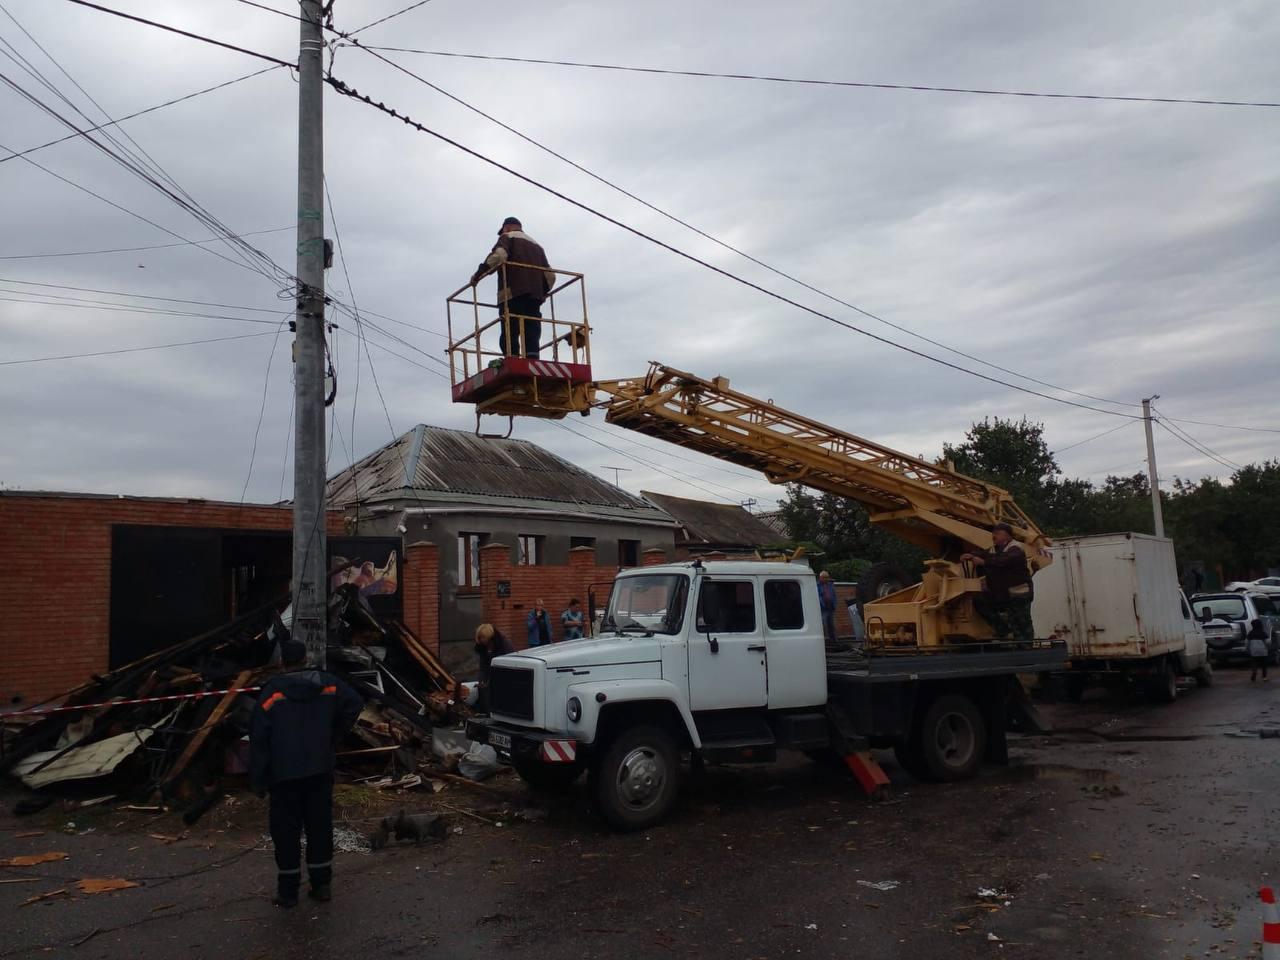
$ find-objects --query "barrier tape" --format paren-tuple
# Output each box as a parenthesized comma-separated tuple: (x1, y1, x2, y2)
(1, 687, 263, 718)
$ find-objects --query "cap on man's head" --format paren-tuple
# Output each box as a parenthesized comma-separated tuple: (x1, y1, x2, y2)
(992, 522, 1014, 536)
(280, 639, 307, 666)
(499, 216, 521, 234)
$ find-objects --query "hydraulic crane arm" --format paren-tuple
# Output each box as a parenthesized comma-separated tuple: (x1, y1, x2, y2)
(594, 363, 1050, 560)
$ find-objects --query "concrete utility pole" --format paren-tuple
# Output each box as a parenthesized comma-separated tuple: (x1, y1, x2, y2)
(1141, 396, 1165, 539)
(291, 0, 327, 666)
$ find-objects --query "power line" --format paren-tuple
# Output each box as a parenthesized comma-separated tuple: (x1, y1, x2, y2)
(361, 46, 1280, 109)
(1053, 420, 1137, 455)
(1155, 421, 1237, 472)
(0, 276, 294, 313)
(0, 292, 285, 326)
(1161, 415, 1280, 436)
(239, 318, 291, 504)
(350, 0, 437, 35)
(61, 0, 294, 68)
(0, 226, 292, 260)
(325, 74, 1144, 421)
(1154, 411, 1242, 471)
(0, 64, 283, 165)
(0, 330, 277, 365)
(343, 43, 1133, 409)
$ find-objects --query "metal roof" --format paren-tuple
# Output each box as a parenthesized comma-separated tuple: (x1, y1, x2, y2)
(327, 425, 671, 523)
(641, 491, 787, 549)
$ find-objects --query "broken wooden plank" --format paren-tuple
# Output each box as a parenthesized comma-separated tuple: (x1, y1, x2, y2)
(161, 669, 252, 788)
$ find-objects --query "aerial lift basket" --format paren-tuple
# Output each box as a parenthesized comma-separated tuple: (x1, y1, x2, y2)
(446, 264, 594, 431)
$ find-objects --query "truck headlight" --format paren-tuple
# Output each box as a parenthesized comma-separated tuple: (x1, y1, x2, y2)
(566, 696, 582, 722)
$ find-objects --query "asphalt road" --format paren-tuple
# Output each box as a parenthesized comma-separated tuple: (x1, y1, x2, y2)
(2, 665, 1278, 960)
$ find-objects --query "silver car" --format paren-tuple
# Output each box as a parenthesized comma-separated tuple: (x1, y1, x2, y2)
(1224, 577, 1280, 599)
(1192, 592, 1280, 665)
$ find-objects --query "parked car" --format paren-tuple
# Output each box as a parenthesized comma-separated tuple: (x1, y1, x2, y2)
(1224, 577, 1280, 598)
(1191, 592, 1280, 665)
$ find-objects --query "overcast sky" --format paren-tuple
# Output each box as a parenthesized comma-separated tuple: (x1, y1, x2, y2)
(2, 0, 1277, 512)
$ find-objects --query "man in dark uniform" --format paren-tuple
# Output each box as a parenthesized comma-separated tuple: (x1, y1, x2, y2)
(961, 522, 1035, 643)
(470, 217, 555, 358)
(250, 639, 362, 908)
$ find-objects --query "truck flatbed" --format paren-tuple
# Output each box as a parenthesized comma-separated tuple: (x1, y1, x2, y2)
(826, 640, 1067, 685)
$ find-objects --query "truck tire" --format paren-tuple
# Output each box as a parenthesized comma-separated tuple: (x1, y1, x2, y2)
(512, 756, 584, 793)
(858, 563, 912, 607)
(1063, 674, 1087, 703)
(892, 742, 932, 782)
(916, 695, 987, 782)
(1194, 662, 1214, 688)
(593, 726, 680, 831)
(1148, 657, 1178, 704)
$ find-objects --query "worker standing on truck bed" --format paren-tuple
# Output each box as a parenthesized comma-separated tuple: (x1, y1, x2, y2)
(962, 523, 1035, 643)
(817, 570, 838, 644)
(470, 217, 555, 358)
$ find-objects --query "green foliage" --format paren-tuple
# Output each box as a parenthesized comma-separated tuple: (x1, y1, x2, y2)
(777, 418, 1279, 583)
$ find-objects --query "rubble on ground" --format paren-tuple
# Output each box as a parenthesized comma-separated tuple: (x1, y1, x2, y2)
(0, 581, 492, 825)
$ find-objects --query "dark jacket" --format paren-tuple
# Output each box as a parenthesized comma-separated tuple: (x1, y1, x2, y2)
(249, 668, 362, 792)
(475, 231, 554, 305)
(476, 630, 513, 687)
(817, 581, 837, 614)
(981, 542, 1033, 602)
(526, 609, 552, 646)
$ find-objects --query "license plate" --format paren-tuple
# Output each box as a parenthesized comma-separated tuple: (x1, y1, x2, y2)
(489, 732, 512, 750)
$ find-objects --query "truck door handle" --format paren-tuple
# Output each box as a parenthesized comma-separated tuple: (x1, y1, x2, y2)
(747, 644, 766, 652)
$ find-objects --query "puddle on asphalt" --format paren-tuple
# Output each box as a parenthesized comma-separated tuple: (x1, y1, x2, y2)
(999, 763, 1116, 784)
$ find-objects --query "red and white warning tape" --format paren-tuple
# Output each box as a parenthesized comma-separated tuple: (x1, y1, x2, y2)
(1, 687, 262, 718)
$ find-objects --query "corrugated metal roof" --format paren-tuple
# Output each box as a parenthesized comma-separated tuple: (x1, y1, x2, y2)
(327, 425, 669, 521)
(641, 491, 786, 548)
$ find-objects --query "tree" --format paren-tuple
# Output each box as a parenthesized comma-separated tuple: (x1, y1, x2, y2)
(943, 417, 1060, 524)
(776, 486, 927, 576)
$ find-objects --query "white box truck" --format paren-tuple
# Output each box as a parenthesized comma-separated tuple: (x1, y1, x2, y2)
(1031, 532, 1209, 702)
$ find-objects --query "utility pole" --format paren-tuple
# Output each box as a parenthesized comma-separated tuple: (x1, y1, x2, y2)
(740, 498, 758, 514)
(291, 0, 327, 666)
(1141, 396, 1165, 538)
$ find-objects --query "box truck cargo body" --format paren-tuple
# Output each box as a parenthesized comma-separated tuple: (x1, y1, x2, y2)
(1032, 533, 1208, 701)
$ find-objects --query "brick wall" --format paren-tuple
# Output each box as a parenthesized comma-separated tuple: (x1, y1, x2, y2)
(480, 544, 624, 649)
(0, 493, 344, 706)
(401, 541, 440, 655)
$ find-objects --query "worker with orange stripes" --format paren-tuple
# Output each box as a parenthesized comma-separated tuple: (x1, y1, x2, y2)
(250, 639, 362, 908)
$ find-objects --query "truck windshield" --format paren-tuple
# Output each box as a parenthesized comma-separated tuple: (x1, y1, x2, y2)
(1192, 596, 1247, 621)
(603, 574, 689, 635)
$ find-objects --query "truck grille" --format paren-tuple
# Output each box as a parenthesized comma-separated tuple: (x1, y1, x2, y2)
(490, 666, 535, 721)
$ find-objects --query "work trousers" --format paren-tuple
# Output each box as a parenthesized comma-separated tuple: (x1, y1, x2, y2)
(269, 773, 334, 894)
(821, 610, 837, 645)
(499, 295, 543, 358)
(1251, 655, 1269, 681)
(974, 594, 1034, 643)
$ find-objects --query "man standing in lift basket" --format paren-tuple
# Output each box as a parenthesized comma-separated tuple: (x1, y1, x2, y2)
(961, 522, 1035, 643)
(250, 639, 362, 908)
(470, 216, 555, 358)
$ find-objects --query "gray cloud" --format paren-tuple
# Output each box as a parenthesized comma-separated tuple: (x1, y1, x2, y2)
(1, 0, 1277, 512)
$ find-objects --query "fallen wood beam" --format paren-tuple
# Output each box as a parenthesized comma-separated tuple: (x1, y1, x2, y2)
(162, 670, 252, 789)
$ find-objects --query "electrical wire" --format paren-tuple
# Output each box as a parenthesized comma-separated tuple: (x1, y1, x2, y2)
(1155, 421, 1237, 472)
(1153, 410, 1242, 471)
(238, 316, 292, 504)
(341, 42, 1134, 409)
(324, 74, 1145, 421)
(1053, 420, 1137, 455)
(0, 64, 283, 164)
(61, 0, 294, 67)
(0, 330, 277, 365)
(0, 276, 296, 313)
(1160, 415, 1280, 436)
(364, 46, 1280, 109)
(350, 0, 437, 35)
(0, 292, 286, 326)
(0, 226, 292, 260)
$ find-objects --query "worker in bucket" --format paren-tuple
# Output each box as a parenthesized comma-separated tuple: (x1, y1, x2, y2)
(961, 522, 1035, 643)
(250, 639, 362, 908)
(470, 216, 555, 358)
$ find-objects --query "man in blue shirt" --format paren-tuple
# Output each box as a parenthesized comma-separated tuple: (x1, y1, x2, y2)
(817, 570, 838, 645)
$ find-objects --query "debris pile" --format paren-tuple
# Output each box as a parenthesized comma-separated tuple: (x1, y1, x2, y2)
(1, 583, 472, 823)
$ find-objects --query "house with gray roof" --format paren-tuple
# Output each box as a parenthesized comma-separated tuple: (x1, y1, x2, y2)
(327, 425, 675, 651)
(641, 490, 786, 559)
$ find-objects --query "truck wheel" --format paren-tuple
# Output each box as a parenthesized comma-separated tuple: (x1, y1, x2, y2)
(1148, 657, 1178, 704)
(1194, 662, 1214, 688)
(892, 742, 932, 782)
(917, 695, 987, 782)
(512, 756, 584, 793)
(1063, 674, 1087, 703)
(593, 726, 680, 831)
(858, 563, 912, 607)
